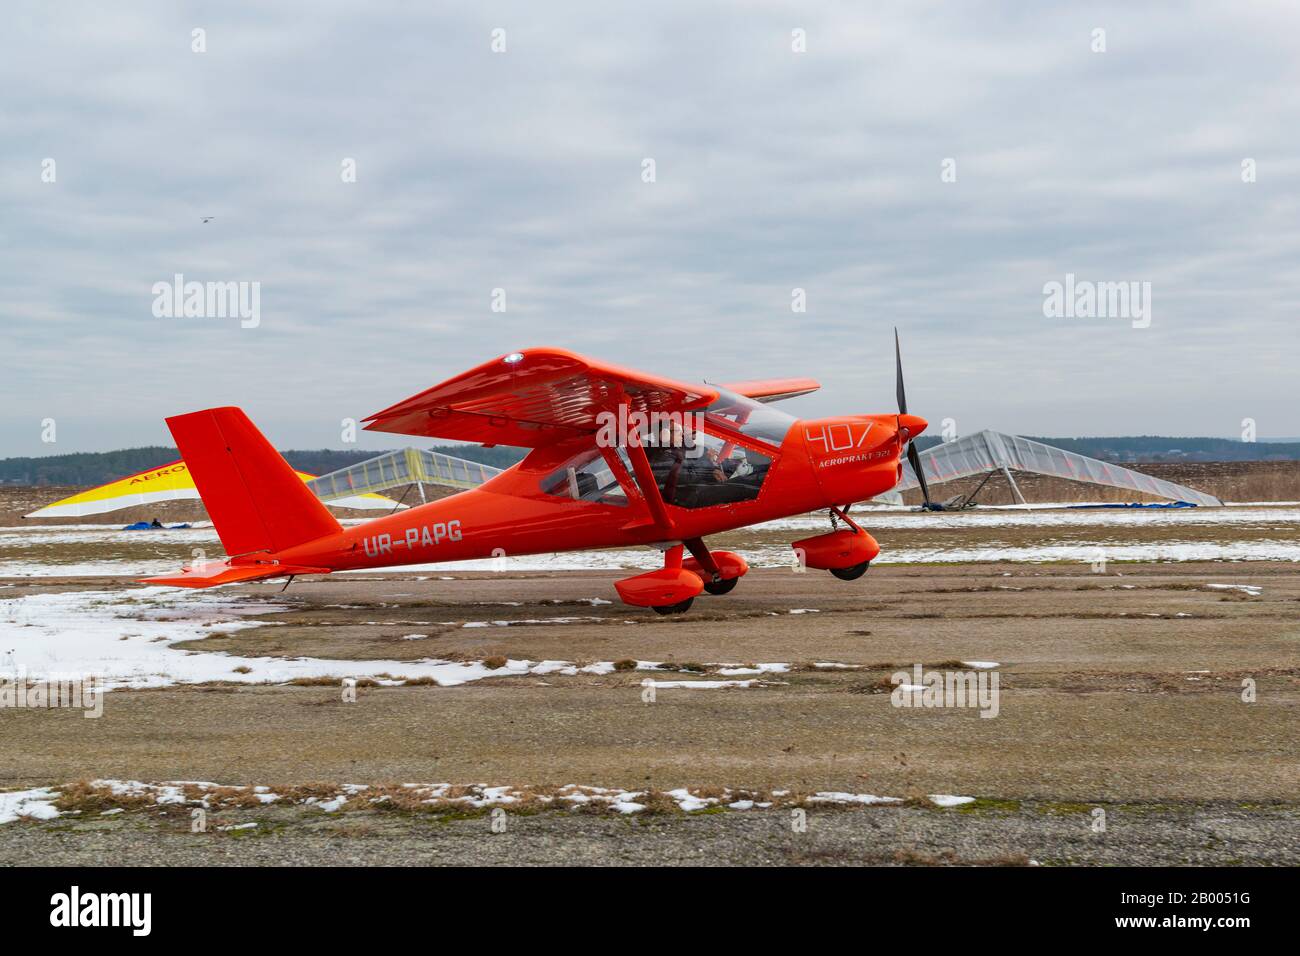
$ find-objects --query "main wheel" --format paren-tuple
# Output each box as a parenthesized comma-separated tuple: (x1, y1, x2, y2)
(702, 576, 738, 595)
(651, 597, 695, 615)
(830, 561, 870, 581)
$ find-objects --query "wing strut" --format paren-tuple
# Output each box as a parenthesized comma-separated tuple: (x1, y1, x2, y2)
(624, 431, 674, 533)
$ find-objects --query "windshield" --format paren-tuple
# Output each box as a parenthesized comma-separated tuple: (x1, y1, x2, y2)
(701, 387, 796, 447)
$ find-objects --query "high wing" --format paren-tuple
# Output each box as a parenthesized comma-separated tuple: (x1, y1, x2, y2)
(720, 378, 820, 403)
(363, 347, 719, 448)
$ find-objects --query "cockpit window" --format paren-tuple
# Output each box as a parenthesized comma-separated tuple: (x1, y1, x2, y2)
(539, 448, 628, 506)
(644, 426, 773, 510)
(539, 389, 793, 512)
(702, 388, 796, 447)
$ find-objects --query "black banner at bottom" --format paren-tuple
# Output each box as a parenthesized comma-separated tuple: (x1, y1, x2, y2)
(0, 865, 1282, 941)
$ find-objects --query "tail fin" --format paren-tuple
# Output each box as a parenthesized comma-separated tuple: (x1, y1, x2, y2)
(165, 407, 341, 557)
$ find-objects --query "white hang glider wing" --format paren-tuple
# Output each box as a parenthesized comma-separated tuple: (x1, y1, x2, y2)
(892, 430, 1222, 507)
(305, 448, 505, 501)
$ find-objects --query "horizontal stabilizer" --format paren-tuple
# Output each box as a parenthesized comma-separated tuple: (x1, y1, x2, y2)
(139, 561, 332, 589)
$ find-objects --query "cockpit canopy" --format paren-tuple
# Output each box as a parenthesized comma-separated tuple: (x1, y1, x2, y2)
(700, 387, 796, 447)
(539, 388, 796, 510)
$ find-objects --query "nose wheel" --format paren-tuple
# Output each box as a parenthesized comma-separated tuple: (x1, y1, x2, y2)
(830, 560, 870, 581)
(651, 597, 695, 615)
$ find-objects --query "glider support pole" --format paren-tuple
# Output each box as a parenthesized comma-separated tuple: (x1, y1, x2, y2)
(961, 469, 996, 508)
(1001, 467, 1026, 504)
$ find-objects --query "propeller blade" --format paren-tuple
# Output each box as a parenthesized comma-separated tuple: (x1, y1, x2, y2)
(896, 328, 930, 507)
(907, 439, 932, 509)
(894, 327, 907, 415)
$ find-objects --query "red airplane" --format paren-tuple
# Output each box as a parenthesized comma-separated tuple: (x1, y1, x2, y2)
(145, 335, 931, 613)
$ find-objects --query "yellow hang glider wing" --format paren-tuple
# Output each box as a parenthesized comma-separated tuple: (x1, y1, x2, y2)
(22, 459, 401, 519)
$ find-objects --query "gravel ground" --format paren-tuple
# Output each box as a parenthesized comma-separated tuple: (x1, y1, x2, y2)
(3, 802, 1295, 866)
(3, 562, 1297, 865)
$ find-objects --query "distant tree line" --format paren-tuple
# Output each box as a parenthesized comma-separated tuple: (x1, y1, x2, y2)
(5, 435, 1297, 486)
(0, 445, 529, 486)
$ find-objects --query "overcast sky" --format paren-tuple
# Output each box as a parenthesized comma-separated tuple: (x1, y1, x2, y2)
(3, 1, 1298, 457)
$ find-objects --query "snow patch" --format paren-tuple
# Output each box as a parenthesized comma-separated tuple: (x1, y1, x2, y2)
(0, 788, 61, 824)
(1205, 583, 1262, 595)
(929, 794, 976, 807)
(807, 792, 902, 806)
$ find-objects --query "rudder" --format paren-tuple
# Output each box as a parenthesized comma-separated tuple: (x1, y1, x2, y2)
(166, 407, 341, 557)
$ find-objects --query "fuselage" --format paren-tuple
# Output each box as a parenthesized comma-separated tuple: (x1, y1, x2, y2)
(273, 412, 918, 572)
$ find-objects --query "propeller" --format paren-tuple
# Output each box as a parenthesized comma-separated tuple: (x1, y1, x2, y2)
(894, 328, 933, 510)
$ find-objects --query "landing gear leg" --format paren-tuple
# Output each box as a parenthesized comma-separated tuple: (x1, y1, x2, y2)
(682, 537, 748, 597)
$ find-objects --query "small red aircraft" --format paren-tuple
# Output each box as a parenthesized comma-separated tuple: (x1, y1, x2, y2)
(145, 334, 931, 613)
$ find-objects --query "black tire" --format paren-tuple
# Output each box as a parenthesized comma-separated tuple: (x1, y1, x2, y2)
(830, 561, 870, 581)
(651, 597, 695, 615)
(702, 576, 738, 596)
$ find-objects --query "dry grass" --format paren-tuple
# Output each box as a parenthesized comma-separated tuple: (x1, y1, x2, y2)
(850, 675, 903, 695)
(35, 779, 919, 823)
(285, 676, 378, 687)
(628, 791, 681, 816)
(178, 783, 272, 808)
(52, 780, 154, 814)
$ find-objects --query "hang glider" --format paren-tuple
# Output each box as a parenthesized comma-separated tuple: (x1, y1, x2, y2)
(306, 447, 504, 501)
(22, 459, 401, 519)
(891, 430, 1222, 507)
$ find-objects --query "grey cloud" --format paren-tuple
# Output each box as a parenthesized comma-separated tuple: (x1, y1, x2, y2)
(2, 0, 1298, 456)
